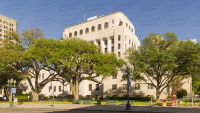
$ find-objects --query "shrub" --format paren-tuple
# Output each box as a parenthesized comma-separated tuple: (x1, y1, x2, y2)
(15, 94, 32, 102)
(109, 96, 152, 101)
(176, 89, 187, 98)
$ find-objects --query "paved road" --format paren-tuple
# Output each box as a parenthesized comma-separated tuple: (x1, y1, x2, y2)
(0, 108, 135, 113)
(1, 103, 200, 113)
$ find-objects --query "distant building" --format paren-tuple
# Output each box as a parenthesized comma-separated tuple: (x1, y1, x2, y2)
(0, 14, 18, 47)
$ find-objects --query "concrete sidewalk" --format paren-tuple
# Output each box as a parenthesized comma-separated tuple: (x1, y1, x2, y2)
(0, 103, 200, 113)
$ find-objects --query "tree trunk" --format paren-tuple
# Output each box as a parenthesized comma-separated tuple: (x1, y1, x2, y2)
(32, 91, 39, 102)
(74, 78, 79, 100)
(156, 88, 160, 102)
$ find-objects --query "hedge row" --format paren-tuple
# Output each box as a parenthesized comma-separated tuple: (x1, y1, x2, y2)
(108, 97, 153, 101)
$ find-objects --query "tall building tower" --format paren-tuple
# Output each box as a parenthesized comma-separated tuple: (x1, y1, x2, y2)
(0, 14, 18, 47)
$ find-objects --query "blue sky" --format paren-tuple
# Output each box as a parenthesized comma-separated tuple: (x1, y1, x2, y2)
(1, 0, 200, 42)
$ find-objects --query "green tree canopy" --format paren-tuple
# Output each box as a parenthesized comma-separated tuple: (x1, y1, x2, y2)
(125, 32, 200, 100)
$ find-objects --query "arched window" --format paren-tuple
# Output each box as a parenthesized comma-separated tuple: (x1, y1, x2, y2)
(132, 29, 133, 32)
(85, 28, 89, 34)
(69, 33, 72, 38)
(80, 29, 83, 35)
(104, 22, 108, 29)
(129, 26, 130, 29)
(74, 31, 77, 37)
(126, 23, 128, 27)
(91, 26, 95, 32)
(98, 24, 101, 30)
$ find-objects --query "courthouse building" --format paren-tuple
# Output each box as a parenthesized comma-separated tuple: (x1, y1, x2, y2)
(62, 12, 192, 99)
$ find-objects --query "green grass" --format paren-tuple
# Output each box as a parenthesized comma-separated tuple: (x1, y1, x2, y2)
(8, 100, 200, 107)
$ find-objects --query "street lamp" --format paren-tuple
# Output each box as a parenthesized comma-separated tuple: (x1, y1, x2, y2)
(7, 78, 16, 107)
(122, 64, 133, 110)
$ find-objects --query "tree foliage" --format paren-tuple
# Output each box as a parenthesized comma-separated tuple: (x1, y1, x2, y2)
(125, 32, 200, 100)
(31, 38, 125, 100)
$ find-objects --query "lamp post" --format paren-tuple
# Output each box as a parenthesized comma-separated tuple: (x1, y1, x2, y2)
(7, 78, 16, 107)
(122, 64, 133, 110)
(50, 70, 54, 108)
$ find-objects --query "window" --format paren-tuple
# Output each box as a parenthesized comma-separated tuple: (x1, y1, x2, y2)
(112, 75, 117, 79)
(118, 52, 120, 57)
(4, 26, 5, 28)
(129, 40, 130, 44)
(42, 73, 44, 80)
(0, 24, 1, 27)
(0, 19, 2, 23)
(54, 86, 56, 92)
(119, 20, 123, 26)
(98, 24, 101, 30)
(129, 26, 130, 29)
(96, 84, 99, 91)
(49, 86, 52, 92)
(12, 24, 13, 27)
(12, 28, 13, 31)
(0, 29, 2, 32)
(10, 28, 11, 30)
(125, 44, 126, 49)
(148, 84, 154, 89)
(0, 34, 1, 37)
(59, 86, 61, 92)
(91, 26, 95, 32)
(85, 28, 89, 34)
(38, 74, 41, 80)
(69, 33, 72, 38)
(123, 84, 127, 90)
(132, 29, 133, 32)
(105, 48, 107, 52)
(4, 21, 5, 24)
(125, 36, 127, 41)
(80, 29, 83, 35)
(112, 84, 117, 90)
(104, 40, 107, 45)
(9, 23, 11, 26)
(74, 31, 77, 37)
(111, 46, 114, 52)
(118, 44, 120, 49)
(112, 19, 114, 24)
(111, 38, 114, 44)
(0, 89, 2, 95)
(118, 35, 120, 41)
(98, 41, 100, 45)
(104, 22, 108, 29)
(135, 84, 140, 90)
(126, 23, 128, 27)
(89, 84, 92, 91)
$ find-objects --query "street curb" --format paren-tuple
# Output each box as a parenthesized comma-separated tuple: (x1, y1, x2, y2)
(0, 107, 173, 113)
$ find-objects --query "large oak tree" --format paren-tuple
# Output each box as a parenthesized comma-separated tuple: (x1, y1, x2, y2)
(125, 32, 200, 100)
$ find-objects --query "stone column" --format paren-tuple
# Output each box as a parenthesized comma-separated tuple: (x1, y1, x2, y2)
(107, 37, 111, 52)
(100, 39, 104, 53)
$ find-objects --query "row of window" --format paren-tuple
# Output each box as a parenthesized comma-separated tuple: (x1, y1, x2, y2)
(88, 83, 154, 91)
(49, 86, 62, 92)
(89, 84, 99, 91)
(112, 84, 154, 90)
(0, 25, 14, 31)
(0, 19, 14, 27)
(68, 22, 109, 38)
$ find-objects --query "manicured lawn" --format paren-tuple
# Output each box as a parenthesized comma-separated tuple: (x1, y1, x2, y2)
(10, 100, 200, 107)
